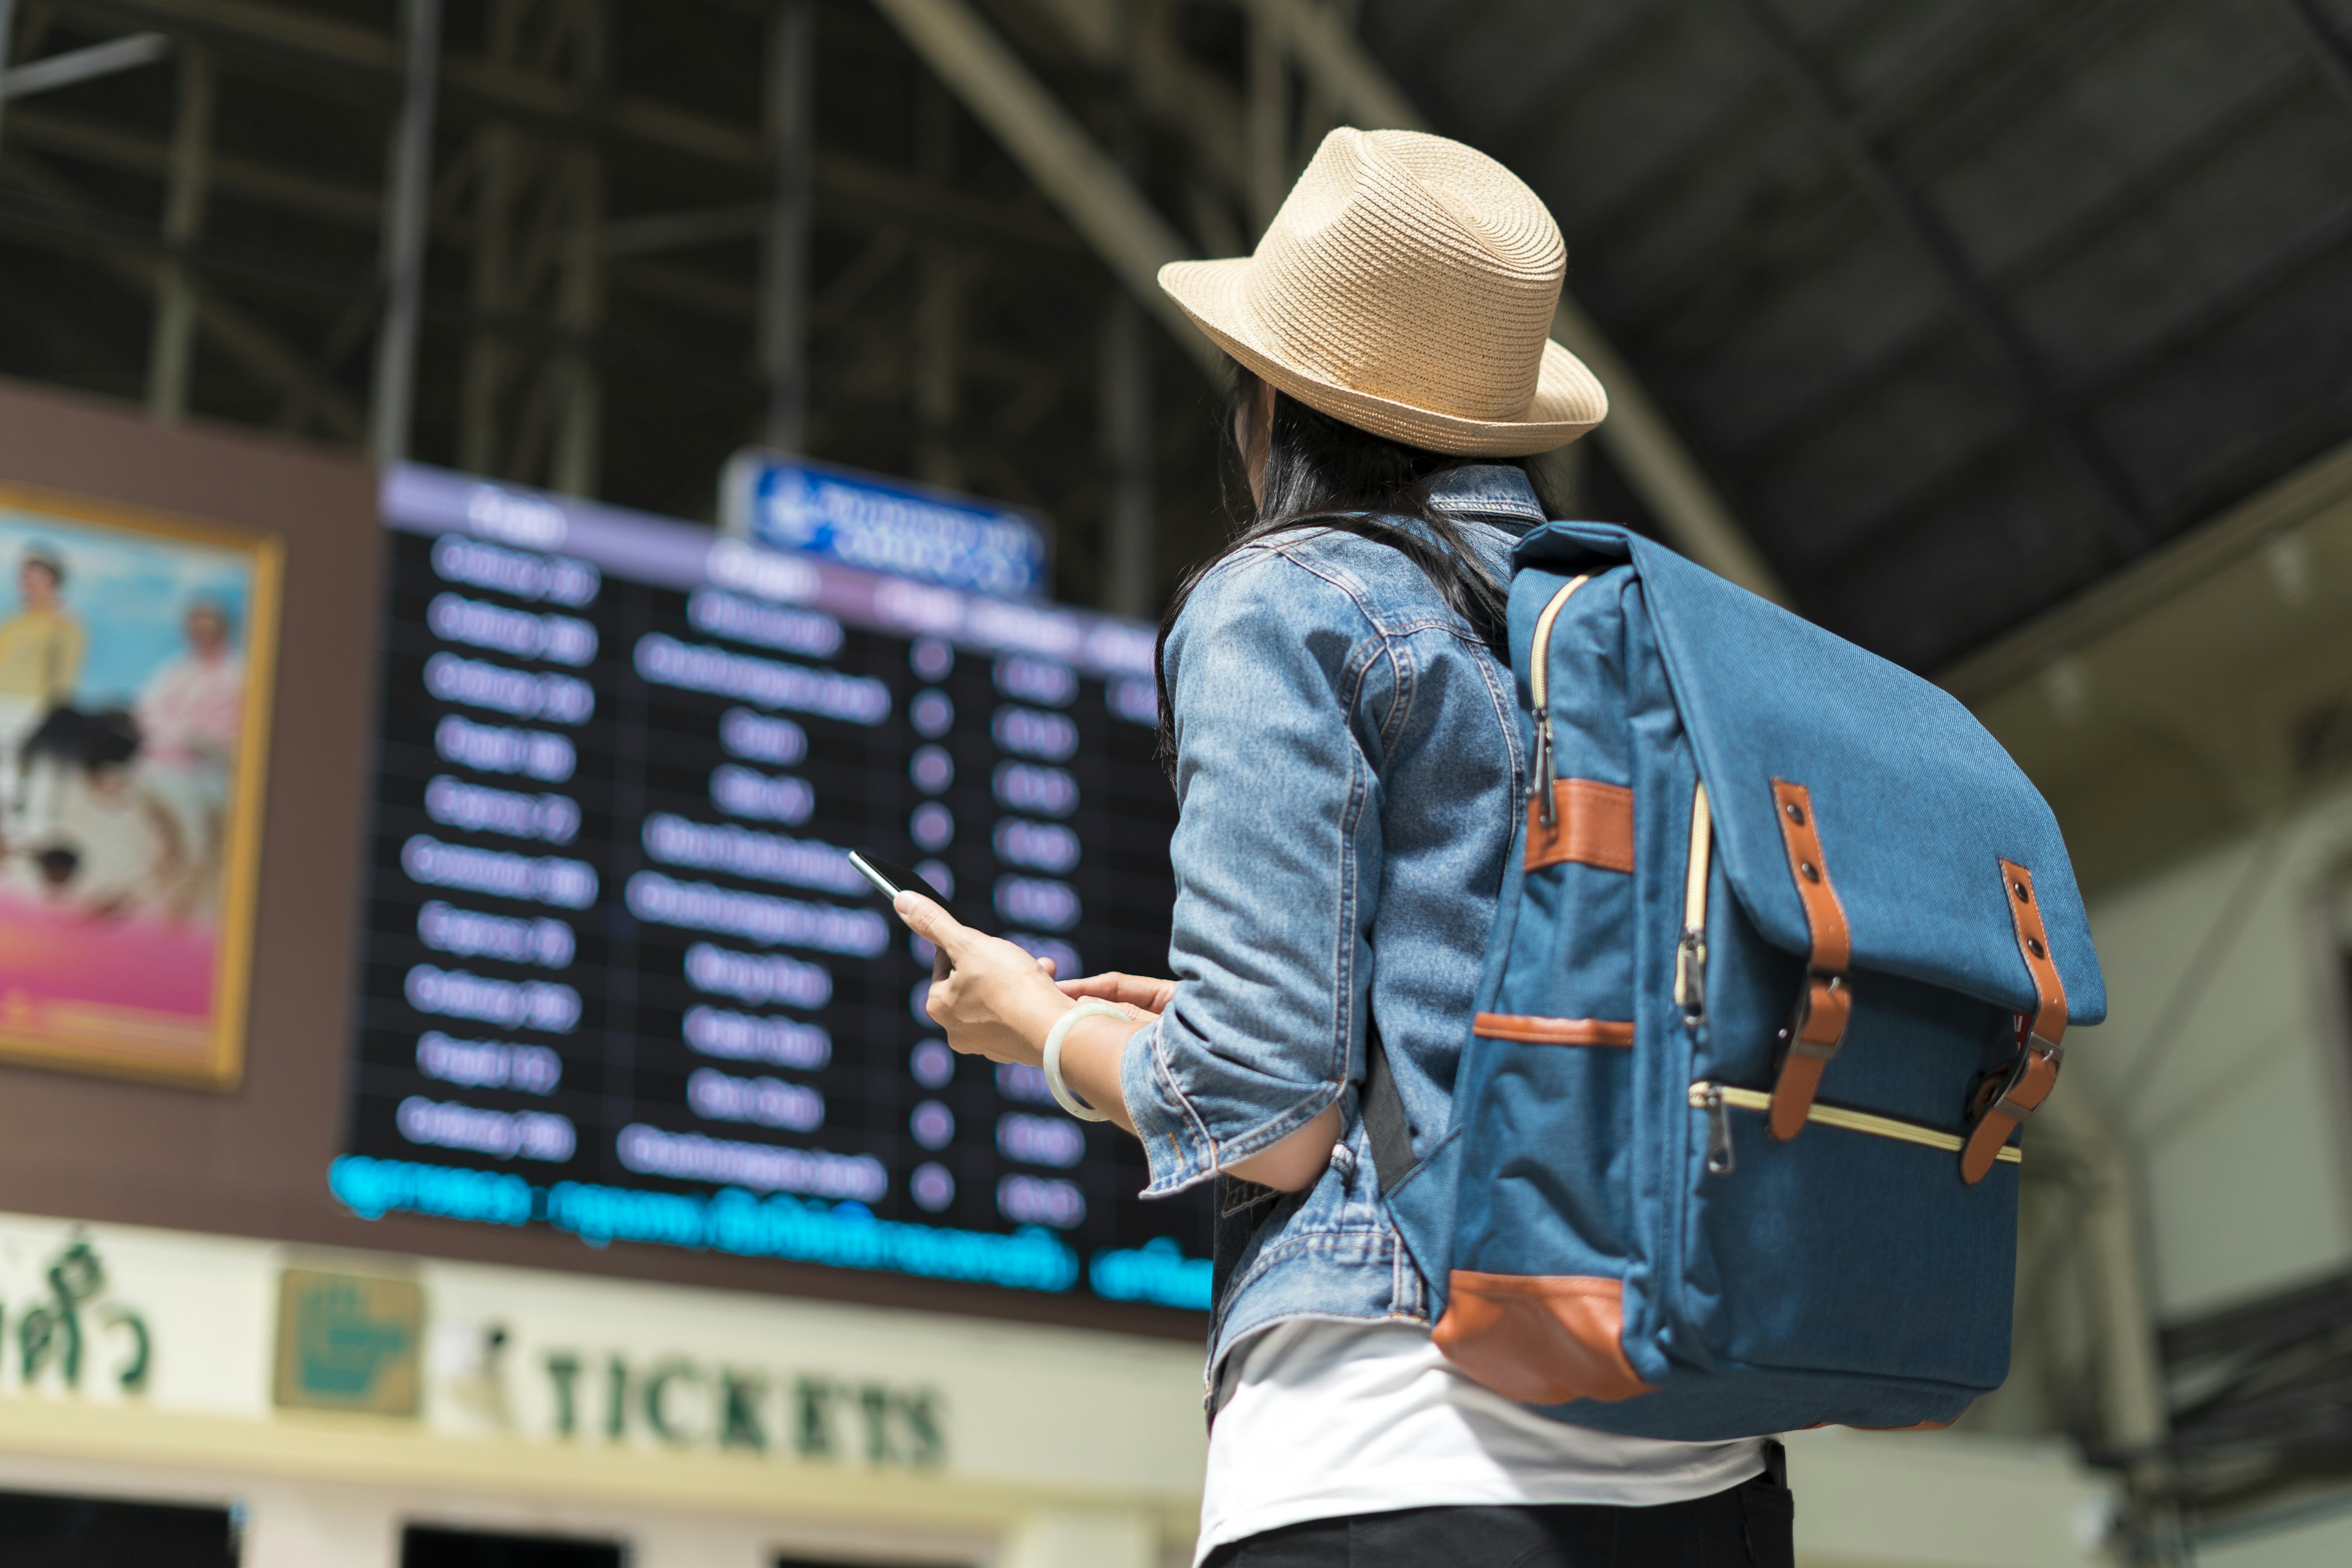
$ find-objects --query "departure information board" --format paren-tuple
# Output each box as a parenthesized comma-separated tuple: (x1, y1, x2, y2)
(334, 464, 1211, 1311)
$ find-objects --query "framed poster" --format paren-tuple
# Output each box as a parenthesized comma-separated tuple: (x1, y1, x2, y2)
(0, 485, 281, 1087)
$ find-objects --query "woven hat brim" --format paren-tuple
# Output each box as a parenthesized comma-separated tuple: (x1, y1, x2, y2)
(1159, 257, 1608, 458)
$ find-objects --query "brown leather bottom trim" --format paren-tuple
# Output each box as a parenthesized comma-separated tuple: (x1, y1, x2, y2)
(1800, 1409, 1969, 1433)
(1473, 1014, 1635, 1047)
(1433, 1271, 1655, 1406)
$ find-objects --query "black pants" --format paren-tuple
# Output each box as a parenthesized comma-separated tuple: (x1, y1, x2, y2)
(1201, 1447, 1793, 1568)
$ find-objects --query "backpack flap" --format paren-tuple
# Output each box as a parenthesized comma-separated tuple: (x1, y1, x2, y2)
(1515, 522, 2105, 1178)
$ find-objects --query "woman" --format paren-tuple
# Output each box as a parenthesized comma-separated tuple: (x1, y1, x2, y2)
(132, 597, 247, 918)
(902, 129, 1793, 1567)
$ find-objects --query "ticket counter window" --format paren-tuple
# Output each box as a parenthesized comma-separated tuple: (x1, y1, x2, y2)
(402, 1525, 623, 1567)
(0, 1487, 238, 1566)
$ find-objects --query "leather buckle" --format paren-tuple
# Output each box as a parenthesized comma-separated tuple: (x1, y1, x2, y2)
(1769, 968, 1850, 1140)
(1959, 1025, 2064, 1185)
(1786, 969, 1850, 1055)
(1989, 1034, 2062, 1126)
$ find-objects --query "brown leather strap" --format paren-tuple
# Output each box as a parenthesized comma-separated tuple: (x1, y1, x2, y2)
(1961, 859, 2068, 1185)
(1525, 780, 1635, 874)
(1472, 1014, 1636, 1047)
(1767, 780, 1852, 1142)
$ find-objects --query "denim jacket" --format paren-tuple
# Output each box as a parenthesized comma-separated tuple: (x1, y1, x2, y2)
(1120, 464, 1544, 1390)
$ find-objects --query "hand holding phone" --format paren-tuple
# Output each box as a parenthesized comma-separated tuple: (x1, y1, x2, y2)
(849, 851, 954, 979)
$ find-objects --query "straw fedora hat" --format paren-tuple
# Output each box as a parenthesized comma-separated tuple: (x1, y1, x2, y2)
(1159, 128, 1607, 458)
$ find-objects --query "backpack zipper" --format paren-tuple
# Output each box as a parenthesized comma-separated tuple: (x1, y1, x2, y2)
(1688, 1082, 2024, 1167)
(1700, 1084, 1736, 1175)
(1674, 782, 1711, 1027)
(1525, 575, 1591, 828)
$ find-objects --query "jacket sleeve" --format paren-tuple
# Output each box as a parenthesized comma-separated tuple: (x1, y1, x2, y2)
(1118, 546, 1396, 1196)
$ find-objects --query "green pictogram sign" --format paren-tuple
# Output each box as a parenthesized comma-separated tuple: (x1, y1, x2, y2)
(274, 1268, 423, 1416)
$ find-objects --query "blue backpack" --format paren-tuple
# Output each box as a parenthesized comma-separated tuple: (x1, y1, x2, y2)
(1370, 521, 2105, 1439)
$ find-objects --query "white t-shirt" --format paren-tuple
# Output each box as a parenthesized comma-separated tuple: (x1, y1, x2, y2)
(1196, 1318, 1765, 1564)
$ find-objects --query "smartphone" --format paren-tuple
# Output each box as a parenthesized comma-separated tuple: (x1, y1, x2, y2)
(848, 850, 956, 981)
(847, 851, 947, 907)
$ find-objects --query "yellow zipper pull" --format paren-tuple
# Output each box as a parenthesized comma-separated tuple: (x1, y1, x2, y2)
(1675, 782, 1713, 1028)
(1530, 715, 1556, 827)
(1522, 575, 1589, 834)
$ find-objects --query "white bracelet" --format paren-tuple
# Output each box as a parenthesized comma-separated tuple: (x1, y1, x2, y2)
(1042, 1001, 1128, 1123)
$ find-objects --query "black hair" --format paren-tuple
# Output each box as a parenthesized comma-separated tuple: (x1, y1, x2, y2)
(21, 707, 138, 773)
(20, 546, 64, 587)
(1152, 361, 1556, 778)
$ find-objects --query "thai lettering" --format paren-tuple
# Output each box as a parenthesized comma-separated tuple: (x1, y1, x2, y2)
(10, 1236, 151, 1394)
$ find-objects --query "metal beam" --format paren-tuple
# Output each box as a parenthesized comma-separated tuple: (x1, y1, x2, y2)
(1727, 0, 2155, 560)
(759, 0, 813, 451)
(2271, 0, 2352, 120)
(1818, 190, 2352, 596)
(2, 146, 364, 437)
(1102, 1, 1154, 619)
(1548, 302, 1792, 606)
(0, 127, 761, 402)
(5, 99, 1079, 258)
(862, 0, 1220, 379)
(0, 0, 20, 160)
(1727, 44, 2308, 476)
(1938, 432, 2352, 703)
(1246, 0, 1286, 232)
(1264, 0, 1793, 605)
(369, 0, 438, 461)
(59, 0, 766, 169)
(146, 40, 211, 422)
(4, 32, 172, 97)
(1265, 0, 1419, 129)
(1101, 290, 1153, 619)
(911, 75, 960, 488)
(2035, 1087, 2177, 1551)
(607, 199, 762, 257)
(549, 0, 606, 499)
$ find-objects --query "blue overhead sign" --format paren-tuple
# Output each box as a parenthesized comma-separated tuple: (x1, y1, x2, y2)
(722, 450, 1050, 602)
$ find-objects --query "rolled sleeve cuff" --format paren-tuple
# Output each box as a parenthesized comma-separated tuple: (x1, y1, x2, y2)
(1120, 1016, 1222, 1197)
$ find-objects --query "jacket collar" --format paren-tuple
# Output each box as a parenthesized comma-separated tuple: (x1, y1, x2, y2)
(1425, 464, 1548, 533)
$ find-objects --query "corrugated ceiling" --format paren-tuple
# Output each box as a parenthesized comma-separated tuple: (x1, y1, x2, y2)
(1363, 0, 2352, 670)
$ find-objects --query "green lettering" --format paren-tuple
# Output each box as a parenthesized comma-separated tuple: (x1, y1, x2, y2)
(605, 1355, 629, 1441)
(719, 1369, 767, 1453)
(18, 1307, 71, 1388)
(856, 1383, 891, 1464)
(643, 1359, 702, 1446)
(545, 1353, 582, 1437)
(793, 1376, 834, 1458)
(897, 1388, 946, 1468)
(102, 1310, 149, 1393)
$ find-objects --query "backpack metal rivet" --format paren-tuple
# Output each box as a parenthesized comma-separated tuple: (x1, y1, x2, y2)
(2012, 880, 2030, 903)
(2026, 936, 2046, 959)
(1784, 801, 1806, 826)
(1800, 861, 1820, 882)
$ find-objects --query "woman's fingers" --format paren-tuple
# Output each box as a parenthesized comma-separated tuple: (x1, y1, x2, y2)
(913, 918, 1076, 1063)
(1058, 971, 1180, 1014)
(894, 891, 967, 956)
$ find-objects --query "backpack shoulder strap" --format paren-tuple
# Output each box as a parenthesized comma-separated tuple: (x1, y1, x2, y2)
(1361, 1022, 1420, 1196)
